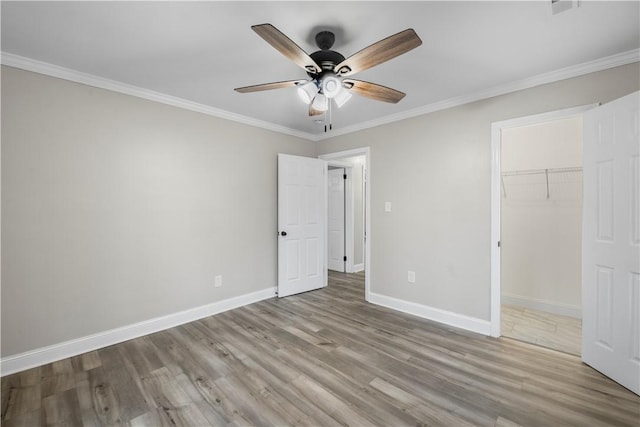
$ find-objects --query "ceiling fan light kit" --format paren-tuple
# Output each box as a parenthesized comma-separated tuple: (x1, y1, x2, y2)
(321, 74, 342, 98)
(235, 23, 422, 131)
(297, 81, 318, 104)
(334, 87, 352, 108)
(312, 92, 329, 112)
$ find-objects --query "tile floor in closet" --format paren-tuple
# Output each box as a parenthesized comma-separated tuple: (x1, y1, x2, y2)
(501, 304, 582, 356)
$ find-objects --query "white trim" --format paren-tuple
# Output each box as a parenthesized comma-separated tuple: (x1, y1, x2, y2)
(345, 167, 354, 273)
(1, 287, 276, 376)
(0, 52, 315, 142)
(490, 123, 502, 337)
(315, 49, 639, 141)
(2, 49, 636, 143)
(490, 104, 596, 337)
(325, 160, 353, 168)
(369, 292, 491, 336)
(322, 159, 329, 288)
(502, 294, 582, 319)
(353, 263, 365, 273)
(319, 148, 371, 301)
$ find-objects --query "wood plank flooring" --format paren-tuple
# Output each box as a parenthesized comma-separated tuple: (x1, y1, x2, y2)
(2, 271, 639, 426)
(501, 304, 582, 356)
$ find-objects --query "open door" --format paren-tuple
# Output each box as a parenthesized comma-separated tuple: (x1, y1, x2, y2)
(582, 91, 639, 395)
(328, 168, 346, 272)
(277, 154, 327, 297)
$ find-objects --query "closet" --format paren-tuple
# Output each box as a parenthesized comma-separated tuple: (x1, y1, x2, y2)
(500, 117, 583, 355)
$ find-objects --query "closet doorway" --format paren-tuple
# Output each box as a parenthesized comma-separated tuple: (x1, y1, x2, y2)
(498, 114, 584, 355)
(490, 104, 597, 355)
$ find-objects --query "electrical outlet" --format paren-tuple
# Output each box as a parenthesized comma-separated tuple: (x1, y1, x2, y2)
(214, 275, 223, 288)
(408, 271, 416, 284)
(385, 202, 392, 212)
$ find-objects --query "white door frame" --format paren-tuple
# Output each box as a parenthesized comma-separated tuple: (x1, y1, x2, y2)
(490, 104, 597, 337)
(320, 147, 371, 301)
(327, 162, 354, 273)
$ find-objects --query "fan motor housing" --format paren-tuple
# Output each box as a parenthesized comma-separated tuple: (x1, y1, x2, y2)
(309, 50, 346, 73)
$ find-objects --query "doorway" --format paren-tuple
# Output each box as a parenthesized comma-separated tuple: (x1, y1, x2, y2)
(499, 116, 583, 355)
(489, 105, 595, 341)
(320, 148, 371, 300)
(328, 166, 347, 272)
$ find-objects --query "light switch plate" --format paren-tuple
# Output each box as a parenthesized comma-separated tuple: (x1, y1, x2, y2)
(385, 202, 392, 212)
(214, 275, 222, 288)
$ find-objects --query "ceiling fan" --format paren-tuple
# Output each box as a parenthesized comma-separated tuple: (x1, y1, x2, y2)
(234, 24, 422, 131)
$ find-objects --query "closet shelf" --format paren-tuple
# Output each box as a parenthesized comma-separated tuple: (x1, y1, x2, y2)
(501, 166, 582, 177)
(501, 166, 582, 199)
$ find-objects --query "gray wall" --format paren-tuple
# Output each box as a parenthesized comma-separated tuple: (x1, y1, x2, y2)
(316, 63, 640, 321)
(1, 66, 315, 357)
(3, 62, 639, 359)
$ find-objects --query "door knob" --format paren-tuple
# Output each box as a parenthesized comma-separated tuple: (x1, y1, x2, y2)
(280, 231, 287, 236)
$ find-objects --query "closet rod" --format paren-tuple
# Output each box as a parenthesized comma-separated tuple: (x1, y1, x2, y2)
(501, 166, 582, 199)
(501, 166, 582, 177)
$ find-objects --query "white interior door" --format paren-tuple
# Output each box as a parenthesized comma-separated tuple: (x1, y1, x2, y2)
(582, 91, 639, 395)
(328, 168, 346, 272)
(278, 154, 326, 298)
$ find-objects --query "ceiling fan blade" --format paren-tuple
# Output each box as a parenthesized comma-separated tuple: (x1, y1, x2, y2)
(309, 103, 324, 116)
(252, 24, 322, 74)
(234, 79, 304, 93)
(335, 29, 422, 76)
(343, 79, 406, 103)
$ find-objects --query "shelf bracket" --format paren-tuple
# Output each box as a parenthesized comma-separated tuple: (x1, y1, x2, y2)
(545, 168, 550, 199)
(501, 175, 507, 198)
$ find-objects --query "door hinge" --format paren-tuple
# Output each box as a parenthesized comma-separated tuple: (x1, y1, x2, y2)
(498, 240, 501, 247)
(343, 174, 347, 180)
(343, 256, 347, 261)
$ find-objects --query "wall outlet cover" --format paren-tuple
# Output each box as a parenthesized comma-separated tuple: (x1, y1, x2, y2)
(408, 271, 416, 283)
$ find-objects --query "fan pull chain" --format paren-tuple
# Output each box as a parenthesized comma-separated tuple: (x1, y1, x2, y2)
(324, 100, 333, 132)
(330, 101, 333, 130)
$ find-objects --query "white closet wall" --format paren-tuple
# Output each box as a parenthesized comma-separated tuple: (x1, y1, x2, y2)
(501, 117, 583, 318)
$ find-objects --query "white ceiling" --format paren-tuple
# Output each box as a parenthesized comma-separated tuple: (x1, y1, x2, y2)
(2, 1, 639, 139)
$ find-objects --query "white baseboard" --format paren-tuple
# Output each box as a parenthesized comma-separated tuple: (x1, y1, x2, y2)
(353, 263, 365, 273)
(502, 294, 581, 319)
(1, 287, 276, 376)
(368, 292, 491, 336)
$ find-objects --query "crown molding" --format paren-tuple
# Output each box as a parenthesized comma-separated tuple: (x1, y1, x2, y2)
(315, 48, 640, 141)
(0, 52, 316, 142)
(2, 49, 638, 143)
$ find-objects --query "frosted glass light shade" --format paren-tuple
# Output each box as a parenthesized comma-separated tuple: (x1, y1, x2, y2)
(312, 93, 328, 111)
(334, 88, 352, 108)
(297, 81, 318, 104)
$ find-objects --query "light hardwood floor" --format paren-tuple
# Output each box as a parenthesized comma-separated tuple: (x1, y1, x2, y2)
(501, 304, 582, 356)
(2, 271, 639, 426)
